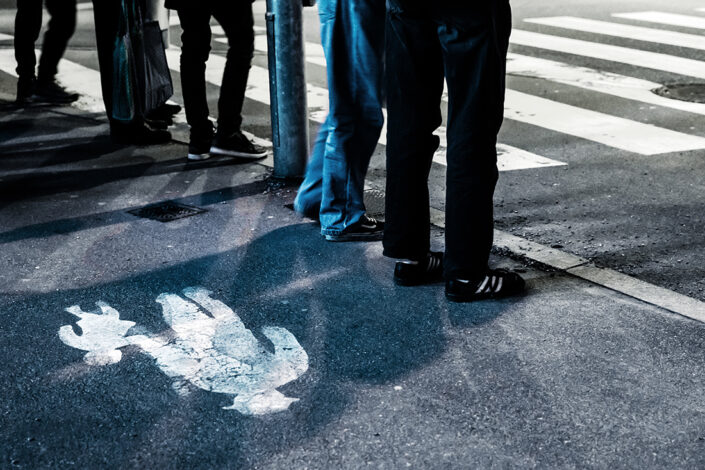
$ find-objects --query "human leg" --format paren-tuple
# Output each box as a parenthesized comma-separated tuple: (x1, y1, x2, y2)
(38, 0, 77, 83)
(91, 0, 121, 117)
(211, 1, 253, 137)
(92, 0, 170, 144)
(176, 5, 213, 137)
(14, 0, 43, 102)
(317, 0, 385, 237)
(294, 118, 331, 220)
(439, 3, 523, 300)
(382, 6, 444, 261)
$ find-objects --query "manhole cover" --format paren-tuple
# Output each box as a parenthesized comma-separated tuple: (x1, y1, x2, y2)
(653, 83, 705, 103)
(128, 201, 206, 222)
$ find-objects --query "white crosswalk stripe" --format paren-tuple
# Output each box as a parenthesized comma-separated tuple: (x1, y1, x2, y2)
(253, 32, 705, 155)
(0, 49, 105, 115)
(4, 8, 705, 164)
(505, 89, 705, 155)
(511, 29, 705, 80)
(525, 16, 705, 50)
(164, 47, 563, 171)
(245, 38, 566, 169)
(613, 11, 705, 30)
(506, 53, 705, 116)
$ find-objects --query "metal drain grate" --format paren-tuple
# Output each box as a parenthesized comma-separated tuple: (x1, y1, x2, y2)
(128, 201, 207, 222)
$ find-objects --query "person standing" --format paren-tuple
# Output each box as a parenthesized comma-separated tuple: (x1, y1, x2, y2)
(293, 0, 385, 242)
(383, 0, 525, 301)
(91, 0, 172, 145)
(165, 0, 266, 161)
(14, 0, 79, 105)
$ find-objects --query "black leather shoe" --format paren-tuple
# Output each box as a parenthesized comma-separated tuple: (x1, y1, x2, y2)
(446, 269, 525, 302)
(394, 251, 444, 286)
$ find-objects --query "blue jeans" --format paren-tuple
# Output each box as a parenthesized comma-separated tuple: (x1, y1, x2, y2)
(294, 0, 385, 236)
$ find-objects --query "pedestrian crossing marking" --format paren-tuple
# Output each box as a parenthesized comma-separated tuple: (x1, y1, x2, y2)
(613, 11, 705, 30)
(248, 35, 566, 167)
(506, 53, 705, 116)
(511, 29, 705, 80)
(164, 48, 564, 171)
(252, 30, 705, 155)
(525, 16, 705, 51)
(0, 33, 12, 41)
(433, 144, 566, 172)
(249, 35, 326, 67)
(0, 50, 105, 115)
(505, 89, 705, 155)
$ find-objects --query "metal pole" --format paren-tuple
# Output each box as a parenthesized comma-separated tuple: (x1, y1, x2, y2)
(265, 0, 311, 179)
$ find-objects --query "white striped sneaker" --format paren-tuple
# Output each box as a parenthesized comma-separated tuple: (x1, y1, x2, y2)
(445, 269, 525, 302)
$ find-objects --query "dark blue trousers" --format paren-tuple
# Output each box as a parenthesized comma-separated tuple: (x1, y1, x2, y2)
(382, 1, 511, 280)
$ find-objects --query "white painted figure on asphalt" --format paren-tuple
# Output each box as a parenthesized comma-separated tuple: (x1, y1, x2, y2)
(58, 287, 308, 416)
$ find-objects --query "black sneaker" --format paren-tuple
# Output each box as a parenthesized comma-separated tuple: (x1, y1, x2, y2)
(15, 76, 37, 105)
(394, 251, 444, 286)
(445, 268, 525, 302)
(111, 123, 172, 146)
(210, 131, 267, 159)
(324, 214, 384, 242)
(187, 125, 215, 161)
(33, 80, 79, 104)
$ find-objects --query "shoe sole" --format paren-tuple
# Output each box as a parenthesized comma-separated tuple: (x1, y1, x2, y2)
(324, 232, 383, 242)
(188, 153, 211, 161)
(210, 146, 268, 159)
(394, 275, 444, 287)
(445, 288, 524, 303)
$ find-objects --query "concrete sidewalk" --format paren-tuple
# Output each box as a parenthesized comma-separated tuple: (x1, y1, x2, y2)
(2, 105, 705, 469)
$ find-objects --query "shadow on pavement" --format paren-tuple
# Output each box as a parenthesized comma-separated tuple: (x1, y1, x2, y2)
(0, 222, 515, 468)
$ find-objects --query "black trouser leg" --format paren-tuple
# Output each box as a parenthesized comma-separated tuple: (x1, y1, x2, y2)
(382, 11, 444, 262)
(440, 4, 511, 280)
(37, 0, 77, 82)
(176, 6, 213, 135)
(212, 1, 254, 136)
(14, 0, 43, 79)
(91, 0, 121, 122)
(383, 3, 511, 279)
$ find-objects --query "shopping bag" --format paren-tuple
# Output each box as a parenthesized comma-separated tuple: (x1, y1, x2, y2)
(139, 19, 173, 114)
(112, 0, 173, 121)
(112, 0, 138, 122)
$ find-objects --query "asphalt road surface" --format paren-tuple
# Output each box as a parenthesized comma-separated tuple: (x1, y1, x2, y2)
(1, 0, 705, 468)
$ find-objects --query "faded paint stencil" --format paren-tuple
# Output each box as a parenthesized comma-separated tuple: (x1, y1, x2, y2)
(58, 287, 309, 415)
